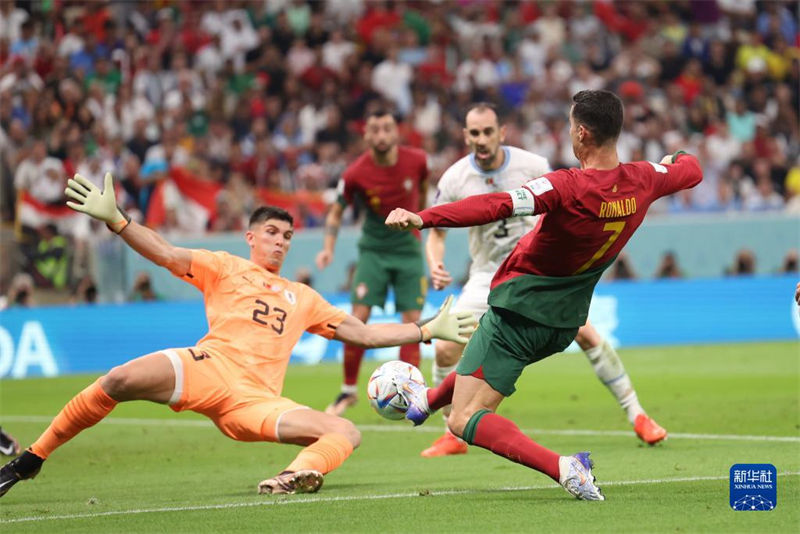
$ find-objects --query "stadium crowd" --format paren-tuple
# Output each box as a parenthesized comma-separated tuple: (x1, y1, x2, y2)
(1, 0, 798, 300)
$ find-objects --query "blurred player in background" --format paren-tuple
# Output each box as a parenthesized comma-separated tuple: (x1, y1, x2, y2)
(422, 103, 666, 458)
(386, 90, 703, 500)
(0, 176, 474, 498)
(316, 109, 429, 416)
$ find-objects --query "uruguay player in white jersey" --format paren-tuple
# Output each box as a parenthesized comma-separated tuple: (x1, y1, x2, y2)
(420, 103, 667, 457)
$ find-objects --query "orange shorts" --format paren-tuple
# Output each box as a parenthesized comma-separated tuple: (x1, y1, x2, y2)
(162, 347, 308, 443)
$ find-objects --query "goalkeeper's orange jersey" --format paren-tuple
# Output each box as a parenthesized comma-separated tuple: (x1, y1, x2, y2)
(177, 250, 347, 396)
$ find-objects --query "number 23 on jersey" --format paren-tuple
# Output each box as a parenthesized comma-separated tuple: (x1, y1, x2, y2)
(252, 299, 288, 334)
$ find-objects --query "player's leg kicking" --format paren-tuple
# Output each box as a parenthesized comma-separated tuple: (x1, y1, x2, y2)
(419, 277, 485, 457)
(420, 339, 468, 457)
(575, 322, 667, 445)
(398, 308, 604, 501)
(423, 297, 666, 456)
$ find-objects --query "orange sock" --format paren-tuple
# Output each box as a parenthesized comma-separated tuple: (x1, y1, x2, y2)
(284, 433, 354, 474)
(29, 378, 118, 459)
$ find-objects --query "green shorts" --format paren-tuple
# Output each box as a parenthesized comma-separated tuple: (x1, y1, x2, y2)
(457, 307, 578, 396)
(351, 248, 427, 311)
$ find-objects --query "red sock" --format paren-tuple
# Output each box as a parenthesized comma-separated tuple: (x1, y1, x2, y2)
(343, 344, 366, 386)
(472, 413, 560, 481)
(426, 371, 456, 411)
(399, 343, 420, 368)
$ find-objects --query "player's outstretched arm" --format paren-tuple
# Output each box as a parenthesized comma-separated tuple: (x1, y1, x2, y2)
(316, 202, 343, 270)
(65, 172, 192, 276)
(656, 151, 703, 192)
(386, 190, 516, 231)
(333, 295, 475, 347)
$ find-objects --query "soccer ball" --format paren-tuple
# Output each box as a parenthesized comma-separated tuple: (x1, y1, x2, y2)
(366, 360, 426, 420)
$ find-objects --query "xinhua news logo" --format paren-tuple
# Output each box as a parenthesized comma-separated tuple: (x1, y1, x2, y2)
(729, 464, 777, 511)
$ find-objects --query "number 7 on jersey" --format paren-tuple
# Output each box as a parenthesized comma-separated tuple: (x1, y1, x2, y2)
(574, 221, 626, 274)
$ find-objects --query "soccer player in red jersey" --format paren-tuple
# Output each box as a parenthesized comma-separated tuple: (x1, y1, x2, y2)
(386, 90, 703, 500)
(316, 109, 429, 416)
(421, 103, 667, 459)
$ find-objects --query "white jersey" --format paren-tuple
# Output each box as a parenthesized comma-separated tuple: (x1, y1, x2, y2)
(435, 145, 551, 277)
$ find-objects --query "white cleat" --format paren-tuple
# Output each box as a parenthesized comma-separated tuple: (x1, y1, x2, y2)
(394, 376, 431, 426)
(558, 452, 605, 501)
(257, 469, 324, 495)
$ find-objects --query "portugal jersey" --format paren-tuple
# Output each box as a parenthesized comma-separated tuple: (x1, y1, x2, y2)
(338, 146, 428, 254)
(434, 146, 551, 275)
(418, 154, 703, 326)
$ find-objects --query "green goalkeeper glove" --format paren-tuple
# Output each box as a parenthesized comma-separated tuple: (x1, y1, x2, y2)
(65, 172, 131, 234)
(416, 295, 476, 344)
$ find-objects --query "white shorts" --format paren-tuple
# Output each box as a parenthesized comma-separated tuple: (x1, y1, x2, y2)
(452, 271, 493, 320)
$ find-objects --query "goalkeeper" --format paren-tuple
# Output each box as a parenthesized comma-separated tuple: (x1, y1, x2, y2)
(0, 173, 475, 499)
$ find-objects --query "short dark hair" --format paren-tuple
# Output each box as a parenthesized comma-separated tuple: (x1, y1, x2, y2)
(571, 90, 623, 146)
(365, 107, 397, 122)
(464, 102, 502, 125)
(249, 206, 293, 227)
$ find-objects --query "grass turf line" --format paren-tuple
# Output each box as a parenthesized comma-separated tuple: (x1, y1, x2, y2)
(0, 341, 798, 533)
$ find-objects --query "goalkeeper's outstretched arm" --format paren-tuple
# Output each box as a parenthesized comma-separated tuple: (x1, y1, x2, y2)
(333, 295, 475, 347)
(115, 220, 193, 277)
(65, 172, 192, 276)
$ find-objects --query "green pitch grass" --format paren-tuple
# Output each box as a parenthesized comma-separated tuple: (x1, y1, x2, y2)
(1, 341, 798, 533)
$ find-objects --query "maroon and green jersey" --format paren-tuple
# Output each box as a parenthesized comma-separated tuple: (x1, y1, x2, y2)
(417, 154, 703, 326)
(339, 145, 428, 253)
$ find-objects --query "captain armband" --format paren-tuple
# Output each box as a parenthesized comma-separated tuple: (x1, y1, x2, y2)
(508, 187, 535, 216)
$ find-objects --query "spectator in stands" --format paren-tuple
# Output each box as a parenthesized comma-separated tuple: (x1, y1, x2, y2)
(728, 249, 757, 276)
(3, 51, 41, 89)
(295, 267, 313, 287)
(31, 223, 69, 290)
(0, 2, 29, 45)
(608, 253, 637, 281)
(322, 29, 356, 75)
(782, 250, 798, 273)
(14, 142, 69, 230)
(128, 271, 159, 302)
(743, 159, 784, 211)
(371, 46, 413, 115)
(2, 0, 799, 305)
(71, 274, 98, 304)
(726, 99, 757, 143)
(0, 272, 35, 310)
(785, 164, 800, 214)
(655, 251, 684, 279)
